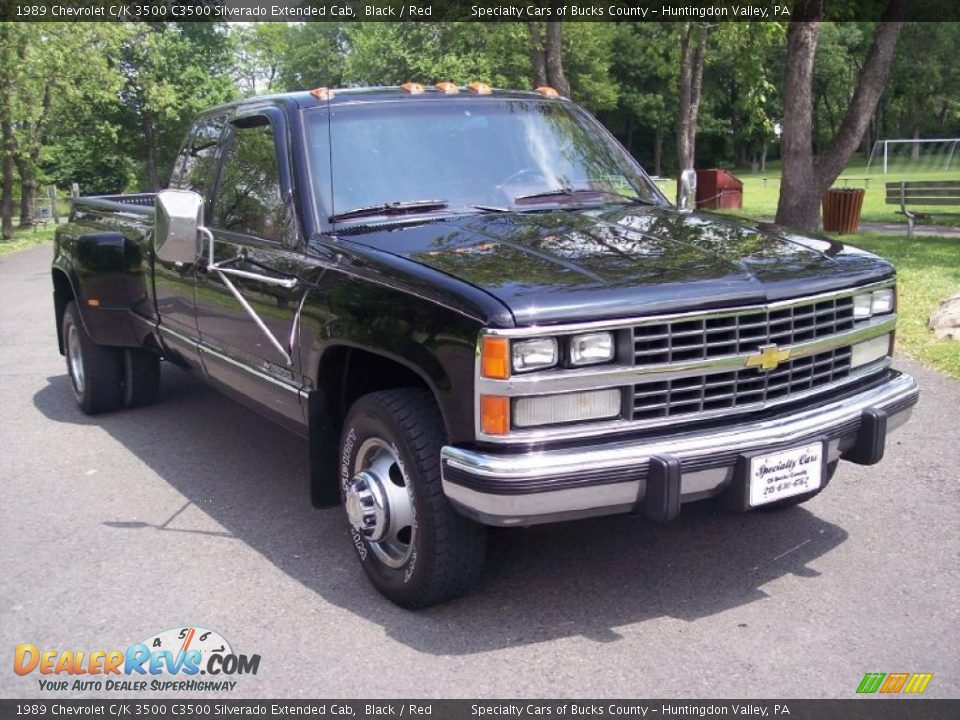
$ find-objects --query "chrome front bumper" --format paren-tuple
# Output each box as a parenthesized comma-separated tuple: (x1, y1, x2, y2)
(441, 372, 919, 526)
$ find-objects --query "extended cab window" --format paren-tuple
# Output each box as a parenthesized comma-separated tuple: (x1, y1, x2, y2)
(212, 118, 285, 242)
(170, 114, 227, 196)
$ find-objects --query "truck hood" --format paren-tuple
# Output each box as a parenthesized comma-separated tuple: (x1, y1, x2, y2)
(341, 206, 894, 326)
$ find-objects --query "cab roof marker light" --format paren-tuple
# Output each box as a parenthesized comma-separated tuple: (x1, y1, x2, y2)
(401, 82, 425, 95)
(467, 81, 492, 95)
(310, 87, 333, 100)
(435, 82, 459, 95)
(535, 86, 560, 98)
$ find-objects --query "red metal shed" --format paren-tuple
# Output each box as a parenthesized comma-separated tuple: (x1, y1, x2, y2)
(695, 168, 744, 210)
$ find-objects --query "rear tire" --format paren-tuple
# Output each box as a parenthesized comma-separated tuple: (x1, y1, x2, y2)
(123, 348, 161, 408)
(62, 301, 122, 415)
(339, 388, 486, 608)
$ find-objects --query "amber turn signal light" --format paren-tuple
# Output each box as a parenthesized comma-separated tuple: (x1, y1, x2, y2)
(480, 395, 510, 436)
(401, 82, 425, 94)
(467, 81, 492, 95)
(310, 87, 333, 100)
(535, 86, 559, 98)
(435, 81, 459, 95)
(481, 336, 510, 379)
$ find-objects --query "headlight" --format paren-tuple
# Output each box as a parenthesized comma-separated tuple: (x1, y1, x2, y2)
(512, 337, 558, 372)
(513, 389, 621, 428)
(871, 288, 894, 315)
(853, 288, 895, 320)
(569, 332, 615, 366)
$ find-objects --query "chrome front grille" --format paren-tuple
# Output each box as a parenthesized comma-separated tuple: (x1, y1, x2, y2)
(632, 347, 853, 421)
(633, 296, 856, 365)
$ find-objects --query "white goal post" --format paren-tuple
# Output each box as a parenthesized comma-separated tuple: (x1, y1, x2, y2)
(867, 138, 960, 174)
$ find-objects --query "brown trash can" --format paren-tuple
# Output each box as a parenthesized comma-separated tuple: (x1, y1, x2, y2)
(821, 188, 865, 234)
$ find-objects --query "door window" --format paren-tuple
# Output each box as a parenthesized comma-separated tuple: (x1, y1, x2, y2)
(170, 114, 227, 196)
(212, 119, 286, 242)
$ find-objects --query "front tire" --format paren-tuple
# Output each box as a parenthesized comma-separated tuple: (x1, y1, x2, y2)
(62, 301, 122, 415)
(339, 388, 486, 608)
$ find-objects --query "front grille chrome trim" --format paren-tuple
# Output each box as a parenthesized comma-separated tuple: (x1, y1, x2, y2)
(482, 279, 895, 339)
(477, 315, 894, 398)
(476, 358, 890, 444)
(474, 281, 897, 445)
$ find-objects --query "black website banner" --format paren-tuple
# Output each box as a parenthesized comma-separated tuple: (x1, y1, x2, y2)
(2, 700, 959, 720)
(3, 0, 959, 23)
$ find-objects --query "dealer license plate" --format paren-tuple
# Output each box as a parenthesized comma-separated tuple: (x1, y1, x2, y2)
(749, 442, 823, 507)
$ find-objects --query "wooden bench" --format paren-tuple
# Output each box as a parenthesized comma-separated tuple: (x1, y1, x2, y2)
(886, 180, 960, 237)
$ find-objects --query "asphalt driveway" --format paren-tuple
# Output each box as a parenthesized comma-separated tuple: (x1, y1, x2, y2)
(1, 242, 957, 699)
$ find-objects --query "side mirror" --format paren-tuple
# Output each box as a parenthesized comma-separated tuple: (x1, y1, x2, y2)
(677, 169, 697, 212)
(155, 189, 204, 265)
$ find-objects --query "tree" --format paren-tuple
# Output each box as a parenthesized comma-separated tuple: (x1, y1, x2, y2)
(232, 23, 291, 96)
(606, 24, 677, 175)
(117, 23, 236, 191)
(676, 22, 709, 195)
(1, 23, 17, 239)
(711, 23, 785, 171)
(886, 22, 960, 157)
(528, 10, 570, 97)
(274, 23, 348, 91)
(775, 0, 907, 230)
(0, 23, 126, 230)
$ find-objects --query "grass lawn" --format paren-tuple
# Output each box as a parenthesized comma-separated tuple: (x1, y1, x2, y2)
(842, 232, 960, 380)
(652, 165, 960, 226)
(0, 224, 56, 257)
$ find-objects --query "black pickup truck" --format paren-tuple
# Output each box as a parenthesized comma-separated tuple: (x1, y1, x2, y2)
(52, 84, 918, 607)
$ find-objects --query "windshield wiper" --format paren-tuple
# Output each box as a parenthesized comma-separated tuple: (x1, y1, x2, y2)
(514, 187, 652, 206)
(331, 199, 448, 222)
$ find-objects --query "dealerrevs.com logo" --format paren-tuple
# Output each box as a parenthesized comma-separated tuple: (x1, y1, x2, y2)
(856, 672, 934, 694)
(14, 626, 261, 693)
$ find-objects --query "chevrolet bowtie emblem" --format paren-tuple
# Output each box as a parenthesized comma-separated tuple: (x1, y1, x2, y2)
(746, 344, 791, 372)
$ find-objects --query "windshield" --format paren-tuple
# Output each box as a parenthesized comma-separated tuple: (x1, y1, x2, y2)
(304, 98, 665, 224)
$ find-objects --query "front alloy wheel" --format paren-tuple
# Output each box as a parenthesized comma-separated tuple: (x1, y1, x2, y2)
(345, 437, 416, 568)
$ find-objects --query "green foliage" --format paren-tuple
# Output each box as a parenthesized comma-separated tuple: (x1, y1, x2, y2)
(851, 232, 960, 380)
(233, 23, 293, 95)
(272, 23, 349, 91)
(3, 20, 957, 200)
(886, 23, 960, 140)
(341, 23, 529, 88)
(114, 23, 238, 189)
(1, 23, 128, 195)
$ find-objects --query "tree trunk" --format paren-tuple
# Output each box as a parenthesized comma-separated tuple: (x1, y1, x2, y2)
(653, 128, 663, 177)
(675, 23, 708, 199)
(812, 2, 907, 186)
(760, 138, 768, 173)
(544, 17, 570, 98)
(528, 22, 547, 88)
(773, 15, 821, 230)
(1, 117, 12, 240)
(16, 158, 36, 228)
(775, 0, 906, 230)
(1, 24, 15, 240)
(910, 121, 921, 161)
(144, 114, 160, 191)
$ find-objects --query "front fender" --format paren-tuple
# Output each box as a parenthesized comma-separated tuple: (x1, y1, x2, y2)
(299, 273, 482, 445)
